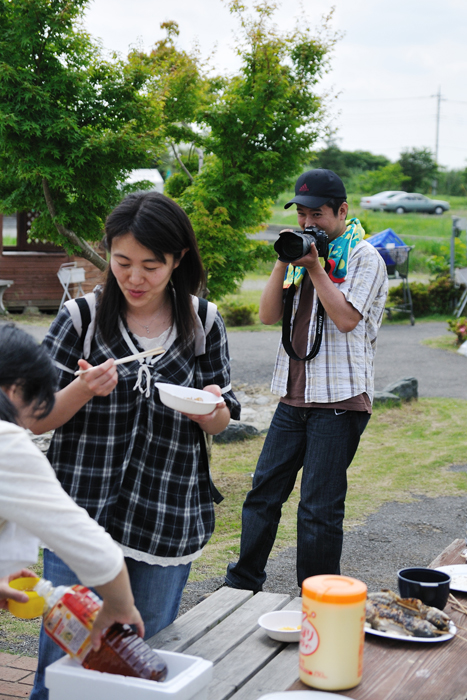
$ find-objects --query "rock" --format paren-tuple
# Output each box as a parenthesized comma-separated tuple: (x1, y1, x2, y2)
(254, 396, 270, 405)
(213, 422, 260, 443)
(383, 376, 418, 401)
(373, 391, 401, 405)
(22, 305, 41, 316)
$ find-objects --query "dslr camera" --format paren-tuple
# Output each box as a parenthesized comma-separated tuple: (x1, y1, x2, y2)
(274, 226, 329, 264)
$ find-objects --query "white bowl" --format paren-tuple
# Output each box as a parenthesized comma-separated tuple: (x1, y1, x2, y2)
(155, 383, 223, 416)
(258, 610, 302, 643)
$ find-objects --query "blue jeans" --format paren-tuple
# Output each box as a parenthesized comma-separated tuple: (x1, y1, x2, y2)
(225, 402, 370, 591)
(30, 549, 191, 700)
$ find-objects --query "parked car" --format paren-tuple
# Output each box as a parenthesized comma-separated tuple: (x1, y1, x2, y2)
(360, 191, 405, 210)
(379, 192, 450, 215)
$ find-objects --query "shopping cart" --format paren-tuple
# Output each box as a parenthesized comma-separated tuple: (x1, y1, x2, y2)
(374, 244, 415, 325)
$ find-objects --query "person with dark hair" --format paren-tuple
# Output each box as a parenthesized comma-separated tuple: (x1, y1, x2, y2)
(29, 191, 240, 700)
(225, 169, 388, 593)
(0, 324, 144, 645)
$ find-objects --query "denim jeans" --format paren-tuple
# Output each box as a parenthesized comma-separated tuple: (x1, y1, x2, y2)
(30, 549, 191, 700)
(225, 402, 370, 591)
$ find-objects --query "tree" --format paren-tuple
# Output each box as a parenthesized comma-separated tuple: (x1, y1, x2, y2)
(151, 2, 338, 298)
(0, 0, 337, 296)
(397, 147, 438, 193)
(311, 145, 390, 179)
(357, 163, 409, 194)
(0, 0, 164, 269)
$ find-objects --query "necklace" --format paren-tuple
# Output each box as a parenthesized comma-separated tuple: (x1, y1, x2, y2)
(128, 315, 154, 336)
(127, 302, 170, 337)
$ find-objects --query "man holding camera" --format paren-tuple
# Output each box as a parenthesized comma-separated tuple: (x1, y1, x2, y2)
(225, 168, 388, 592)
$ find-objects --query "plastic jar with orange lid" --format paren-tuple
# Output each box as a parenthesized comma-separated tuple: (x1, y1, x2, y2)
(299, 574, 367, 691)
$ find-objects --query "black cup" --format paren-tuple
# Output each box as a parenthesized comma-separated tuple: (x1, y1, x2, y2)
(397, 567, 451, 610)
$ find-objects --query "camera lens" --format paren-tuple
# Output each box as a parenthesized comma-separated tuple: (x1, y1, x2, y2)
(274, 231, 311, 262)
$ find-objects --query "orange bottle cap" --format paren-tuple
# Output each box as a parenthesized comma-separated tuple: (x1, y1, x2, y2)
(302, 575, 367, 604)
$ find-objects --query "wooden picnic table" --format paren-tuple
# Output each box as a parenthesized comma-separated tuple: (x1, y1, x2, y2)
(148, 539, 467, 700)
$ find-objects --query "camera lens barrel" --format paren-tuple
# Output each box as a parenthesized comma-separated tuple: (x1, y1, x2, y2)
(274, 231, 311, 263)
(274, 227, 328, 264)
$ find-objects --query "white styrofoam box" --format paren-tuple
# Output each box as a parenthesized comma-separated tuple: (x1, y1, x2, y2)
(45, 648, 213, 700)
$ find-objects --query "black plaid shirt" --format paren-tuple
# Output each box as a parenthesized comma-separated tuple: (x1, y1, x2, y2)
(43, 308, 240, 559)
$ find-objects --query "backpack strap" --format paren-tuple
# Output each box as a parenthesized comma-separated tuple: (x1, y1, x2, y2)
(197, 296, 208, 329)
(192, 296, 217, 356)
(64, 292, 97, 359)
(194, 296, 224, 504)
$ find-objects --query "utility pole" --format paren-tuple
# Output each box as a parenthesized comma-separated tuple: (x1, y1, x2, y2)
(431, 86, 445, 194)
(434, 86, 442, 163)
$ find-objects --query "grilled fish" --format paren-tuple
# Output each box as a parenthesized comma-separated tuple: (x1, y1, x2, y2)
(366, 590, 451, 638)
(368, 590, 451, 631)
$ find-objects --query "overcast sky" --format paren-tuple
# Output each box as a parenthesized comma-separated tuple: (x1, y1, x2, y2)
(84, 0, 467, 170)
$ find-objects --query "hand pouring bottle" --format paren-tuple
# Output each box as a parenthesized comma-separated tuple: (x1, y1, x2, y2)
(34, 578, 167, 681)
(299, 574, 367, 691)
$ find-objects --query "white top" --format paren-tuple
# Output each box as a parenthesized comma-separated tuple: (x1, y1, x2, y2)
(0, 420, 123, 586)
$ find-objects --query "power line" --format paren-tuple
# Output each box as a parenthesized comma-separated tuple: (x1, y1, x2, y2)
(337, 95, 466, 104)
(337, 96, 433, 103)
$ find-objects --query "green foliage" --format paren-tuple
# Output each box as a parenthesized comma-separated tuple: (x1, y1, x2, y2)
(398, 147, 438, 193)
(447, 317, 467, 345)
(0, 0, 337, 293)
(310, 145, 390, 179)
(388, 275, 458, 316)
(0, 0, 163, 251)
(427, 238, 467, 277)
(436, 168, 467, 197)
(357, 163, 409, 194)
(220, 300, 258, 326)
(160, 1, 337, 298)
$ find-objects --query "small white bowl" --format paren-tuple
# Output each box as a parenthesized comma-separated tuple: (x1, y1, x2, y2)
(258, 610, 302, 643)
(155, 383, 223, 416)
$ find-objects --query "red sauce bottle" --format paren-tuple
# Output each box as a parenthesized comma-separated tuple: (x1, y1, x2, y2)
(35, 579, 167, 682)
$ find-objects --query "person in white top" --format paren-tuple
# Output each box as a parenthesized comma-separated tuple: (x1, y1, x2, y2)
(0, 323, 143, 648)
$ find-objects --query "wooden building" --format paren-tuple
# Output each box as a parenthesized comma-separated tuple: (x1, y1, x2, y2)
(0, 212, 105, 311)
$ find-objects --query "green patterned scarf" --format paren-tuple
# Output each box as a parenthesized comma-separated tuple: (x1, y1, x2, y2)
(283, 218, 365, 289)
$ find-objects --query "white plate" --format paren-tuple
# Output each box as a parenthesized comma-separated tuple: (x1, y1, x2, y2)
(436, 564, 467, 593)
(155, 383, 223, 416)
(259, 693, 349, 700)
(365, 620, 456, 643)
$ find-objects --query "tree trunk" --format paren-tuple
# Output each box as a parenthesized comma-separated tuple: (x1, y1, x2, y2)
(42, 178, 107, 271)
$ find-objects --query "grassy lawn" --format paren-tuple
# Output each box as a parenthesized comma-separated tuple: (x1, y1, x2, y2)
(190, 397, 467, 582)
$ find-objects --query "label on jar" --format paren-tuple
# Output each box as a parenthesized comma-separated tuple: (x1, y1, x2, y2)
(43, 585, 101, 662)
(299, 611, 319, 655)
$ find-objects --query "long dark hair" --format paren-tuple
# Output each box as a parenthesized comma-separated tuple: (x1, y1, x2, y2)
(97, 191, 206, 346)
(0, 324, 56, 424)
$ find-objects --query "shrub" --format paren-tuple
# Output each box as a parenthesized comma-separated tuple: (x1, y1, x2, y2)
(220, 301, 258, 326)
(387, 274, 458, 316)
(447, 317, 467, 345)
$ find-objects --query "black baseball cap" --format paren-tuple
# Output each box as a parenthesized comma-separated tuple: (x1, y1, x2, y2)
(284, 169, 347, 209)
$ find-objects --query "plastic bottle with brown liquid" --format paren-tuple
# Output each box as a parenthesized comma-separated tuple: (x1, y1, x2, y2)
(34, 578, 167, 682)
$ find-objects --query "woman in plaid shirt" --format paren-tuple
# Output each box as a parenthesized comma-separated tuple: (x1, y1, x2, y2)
(30, 192, 240, 700)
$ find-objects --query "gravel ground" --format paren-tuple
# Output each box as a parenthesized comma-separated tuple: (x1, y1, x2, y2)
(179, 492, 467, 614)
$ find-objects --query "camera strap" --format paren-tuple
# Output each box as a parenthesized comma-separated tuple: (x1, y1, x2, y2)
(281, 282, 325, 362)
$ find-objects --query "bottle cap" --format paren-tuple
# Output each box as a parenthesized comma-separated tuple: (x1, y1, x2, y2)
(302, 575, 367, 604)
(7, 577, 45, 619)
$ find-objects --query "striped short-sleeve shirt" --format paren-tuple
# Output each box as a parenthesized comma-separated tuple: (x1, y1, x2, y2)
(271, 240, 388, 403)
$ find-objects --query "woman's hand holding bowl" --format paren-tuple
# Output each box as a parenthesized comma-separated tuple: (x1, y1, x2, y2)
(182, 384, 230, 435)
